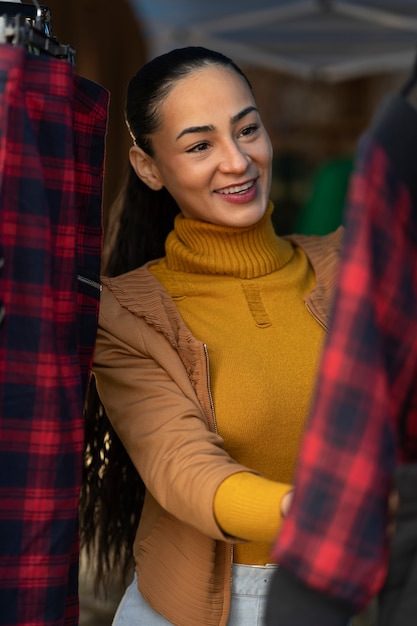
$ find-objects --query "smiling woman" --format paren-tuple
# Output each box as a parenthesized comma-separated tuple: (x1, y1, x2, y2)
(80, 46, 343, 626)
(128, 65, 272, 226)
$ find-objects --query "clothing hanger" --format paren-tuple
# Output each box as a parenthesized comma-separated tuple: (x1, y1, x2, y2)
(0, 1, 75, 64)
(0, 2, 51, 33)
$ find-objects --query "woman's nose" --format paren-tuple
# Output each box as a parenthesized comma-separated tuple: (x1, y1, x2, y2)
(218, 140, 250, 173)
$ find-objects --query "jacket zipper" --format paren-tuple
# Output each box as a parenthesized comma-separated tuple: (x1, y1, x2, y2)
(204, 343, 234, 596)
(203, 343, 218, 434)
(77, 274, 102, 292)
(305, 302, 328, 331)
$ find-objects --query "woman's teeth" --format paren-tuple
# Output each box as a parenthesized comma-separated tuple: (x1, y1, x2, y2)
(218, 181, 254, 195)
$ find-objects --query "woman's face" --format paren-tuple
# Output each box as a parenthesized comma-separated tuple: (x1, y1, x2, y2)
(134, 65, 273, 228)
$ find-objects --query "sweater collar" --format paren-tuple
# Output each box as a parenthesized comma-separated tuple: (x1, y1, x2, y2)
(164, 201, 294, 279)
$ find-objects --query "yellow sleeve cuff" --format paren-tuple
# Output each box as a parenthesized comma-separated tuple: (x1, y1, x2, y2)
(213, 471, 292, 542)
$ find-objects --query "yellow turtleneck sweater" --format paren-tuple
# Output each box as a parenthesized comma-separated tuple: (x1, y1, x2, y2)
(149, 203, 325, 565)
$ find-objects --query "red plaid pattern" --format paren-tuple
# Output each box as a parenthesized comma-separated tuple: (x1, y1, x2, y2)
(73, 74, 109, 400)
(0, 45, 108, 625)
(272, 94, 417, 614)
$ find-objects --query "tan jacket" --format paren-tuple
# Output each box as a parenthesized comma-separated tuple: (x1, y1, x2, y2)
(93, 228, 343, 626)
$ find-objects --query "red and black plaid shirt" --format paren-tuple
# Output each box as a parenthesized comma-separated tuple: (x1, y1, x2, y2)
(269, 93, 417, 622)
(0, 45, 108, 625)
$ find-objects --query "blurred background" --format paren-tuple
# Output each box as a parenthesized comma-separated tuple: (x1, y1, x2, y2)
(46, 0, 417, 241)
(40, 1, 417, 624)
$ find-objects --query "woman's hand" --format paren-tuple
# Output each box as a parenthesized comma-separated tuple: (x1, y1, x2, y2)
(280, 490, 294, 519)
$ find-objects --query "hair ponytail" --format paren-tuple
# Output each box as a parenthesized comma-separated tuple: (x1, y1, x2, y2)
(79, 376, 144, 592)
(105, 165, 179, 277)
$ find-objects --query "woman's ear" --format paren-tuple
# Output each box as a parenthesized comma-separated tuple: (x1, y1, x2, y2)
(129, 146, 163, 191)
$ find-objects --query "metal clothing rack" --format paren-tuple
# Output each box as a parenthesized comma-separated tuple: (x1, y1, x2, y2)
(0, 1, 75, 64)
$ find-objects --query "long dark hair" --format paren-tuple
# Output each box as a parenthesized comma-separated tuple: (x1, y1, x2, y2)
(79, 46, 253, 592)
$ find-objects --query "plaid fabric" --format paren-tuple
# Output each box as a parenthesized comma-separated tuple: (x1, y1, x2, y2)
(73, 74, 108, 400)
(0, 45, 108, 625)
(272, 94, 417, 614)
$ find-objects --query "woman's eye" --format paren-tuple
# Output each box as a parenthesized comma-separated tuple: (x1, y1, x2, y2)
(187, 142, 210, 153)
(240, 124, 259, 137)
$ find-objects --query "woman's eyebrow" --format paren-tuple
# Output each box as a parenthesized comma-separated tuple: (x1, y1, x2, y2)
(176, 124, 214, 141)
(175, 106, 259, 141)
(231, 105, 258, 125)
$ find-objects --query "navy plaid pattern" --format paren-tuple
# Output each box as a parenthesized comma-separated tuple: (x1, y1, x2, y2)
(0, 45, 108, 625)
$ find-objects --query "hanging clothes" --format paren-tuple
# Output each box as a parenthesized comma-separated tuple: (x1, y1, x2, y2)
(0, 42, 109, 626)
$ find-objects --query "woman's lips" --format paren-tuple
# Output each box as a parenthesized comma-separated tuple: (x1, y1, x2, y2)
(215, 179, 257, 203)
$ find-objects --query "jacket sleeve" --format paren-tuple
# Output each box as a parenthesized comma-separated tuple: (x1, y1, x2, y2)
(93, 284, 251, 541)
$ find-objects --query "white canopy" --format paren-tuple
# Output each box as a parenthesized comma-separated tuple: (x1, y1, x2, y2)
(130, 0, 417, 82)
